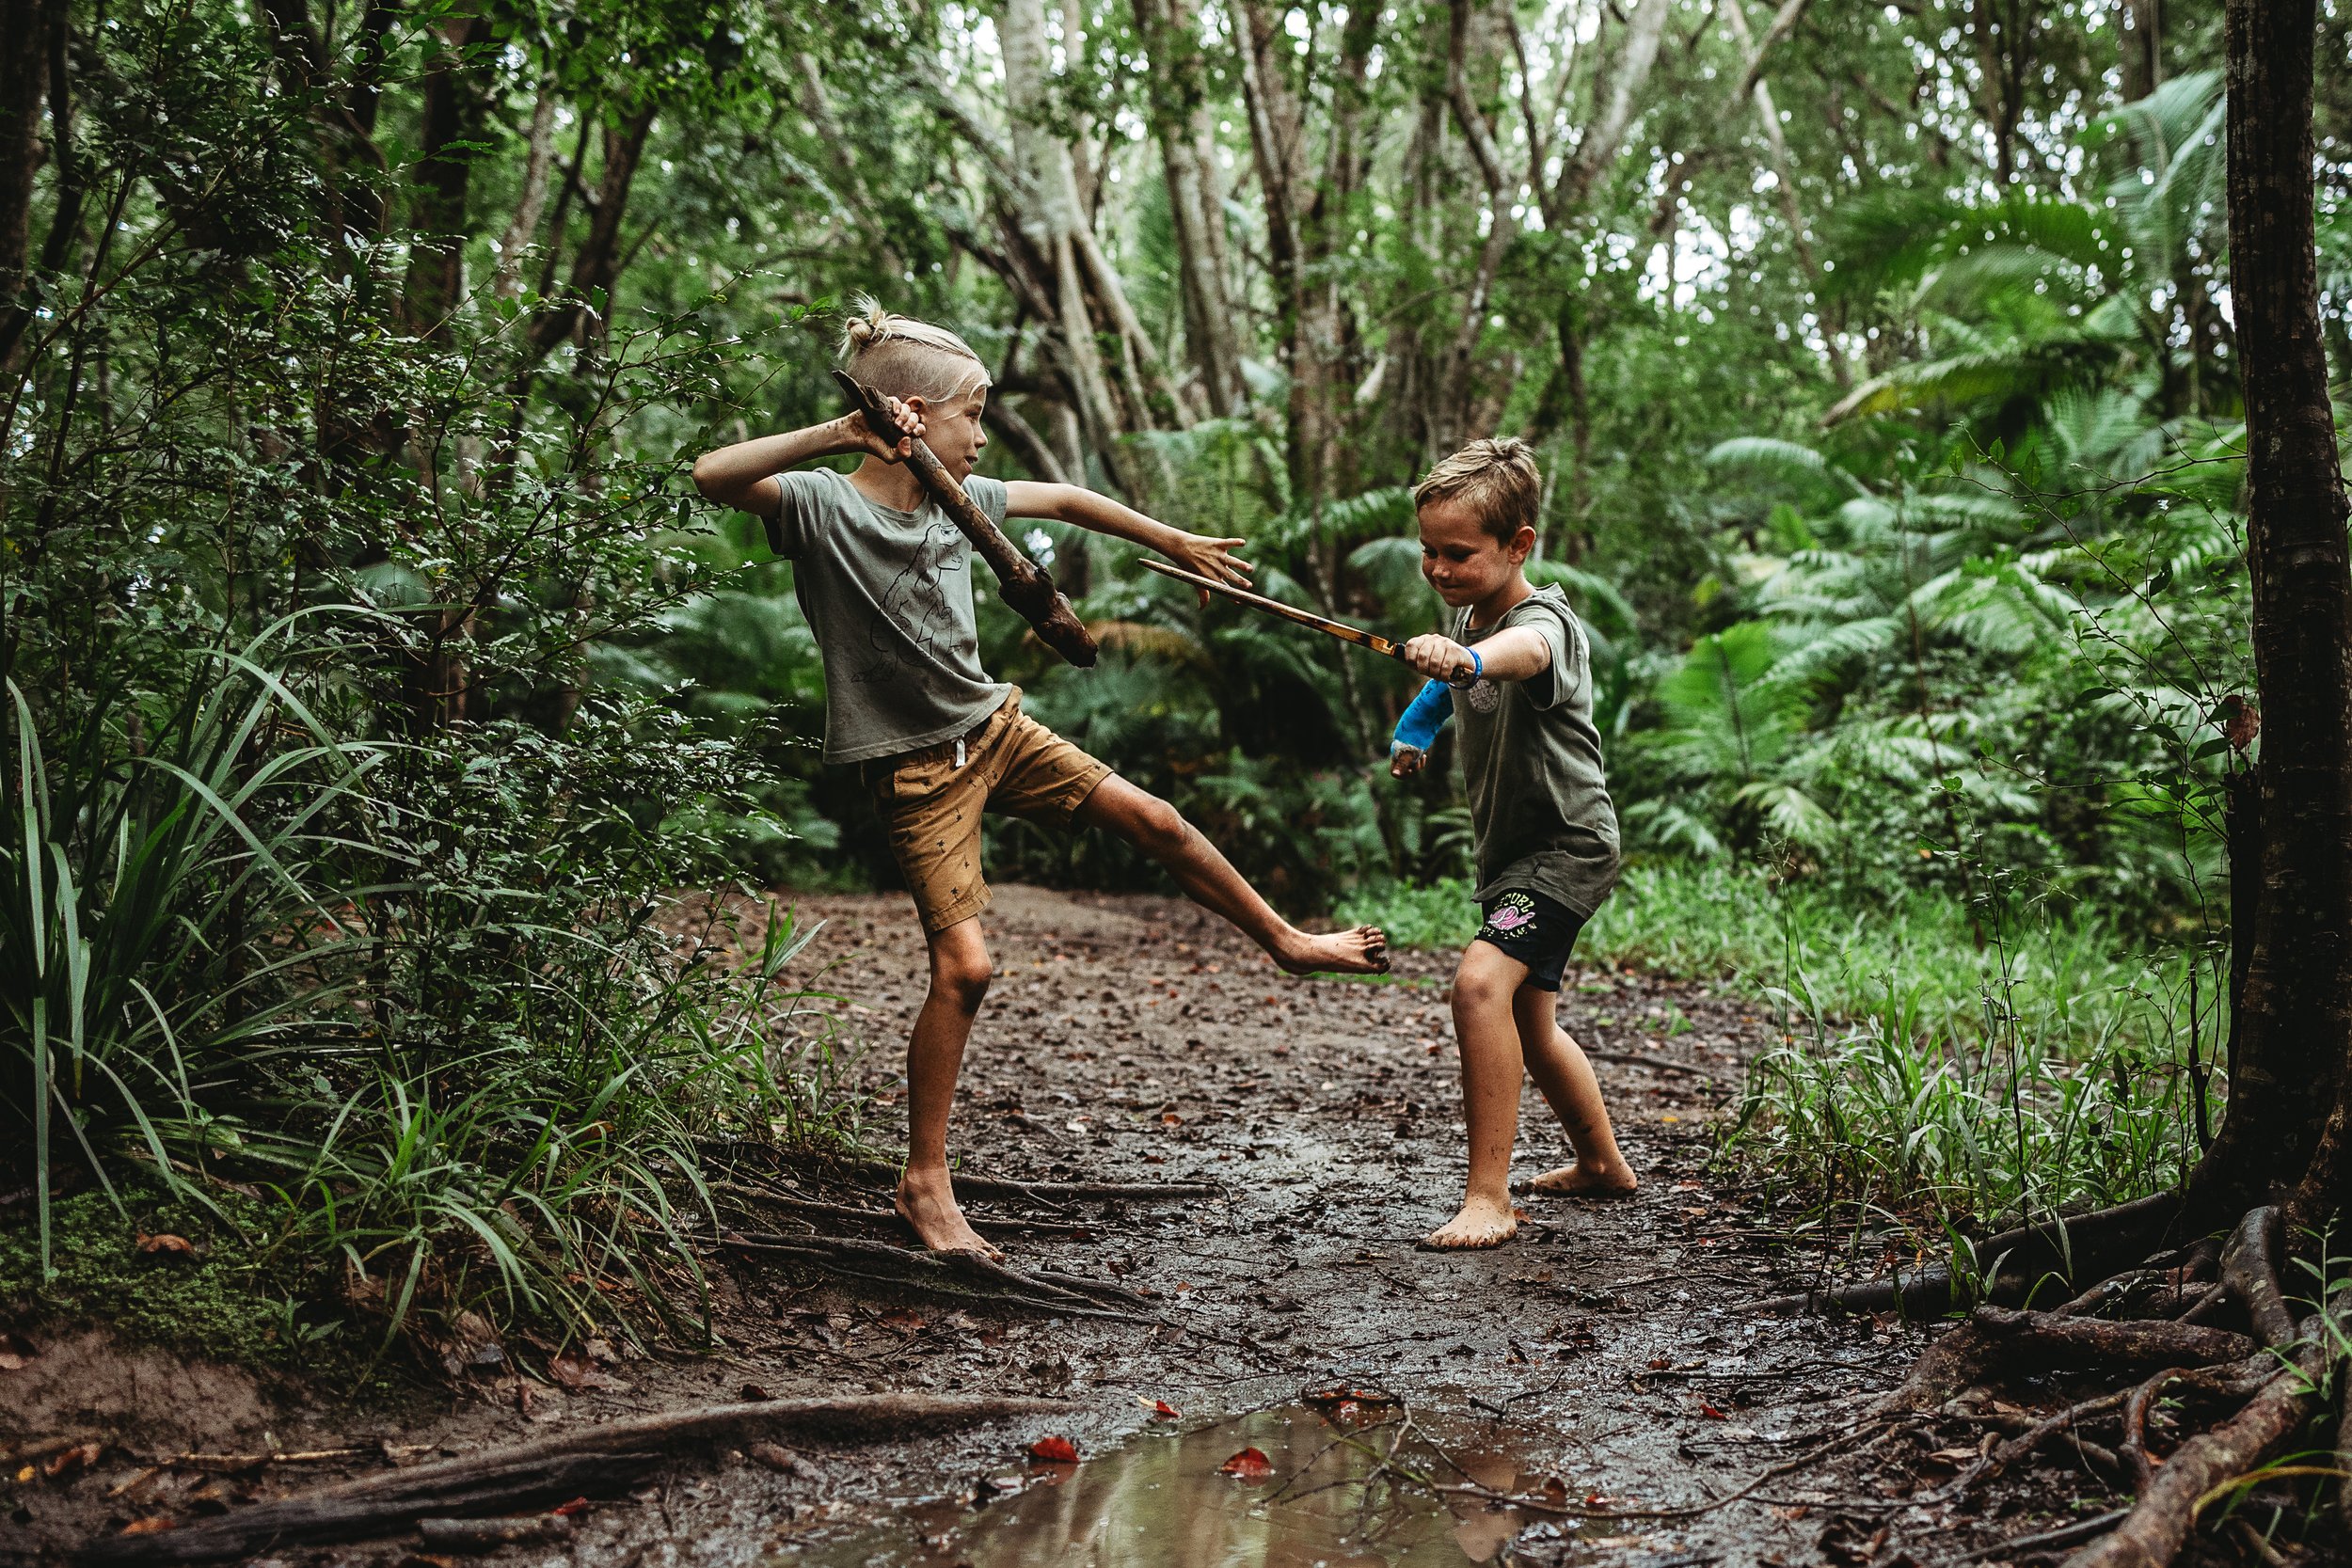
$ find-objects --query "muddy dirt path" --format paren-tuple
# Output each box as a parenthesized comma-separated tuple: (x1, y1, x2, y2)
(8, 886, 1947, 1568)
(680, 886, 1921, 1568)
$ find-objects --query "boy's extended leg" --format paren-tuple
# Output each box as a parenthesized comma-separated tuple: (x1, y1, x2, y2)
(1073, 775, 1387, 974)
(1423, 941, 1534, 1249)
(1518, 988, 1639, 1197)
(896, 916, 1003, 1259)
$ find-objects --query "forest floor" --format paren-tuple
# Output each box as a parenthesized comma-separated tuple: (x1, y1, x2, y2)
(4, 887, 2157, 1567)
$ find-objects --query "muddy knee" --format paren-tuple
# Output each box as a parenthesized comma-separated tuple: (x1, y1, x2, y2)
(1450, 953, 1518, 1022)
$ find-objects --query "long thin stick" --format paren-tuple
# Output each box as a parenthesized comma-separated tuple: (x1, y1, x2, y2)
(833, 370, 1097, 667)
(1140, 558, 1477, 684)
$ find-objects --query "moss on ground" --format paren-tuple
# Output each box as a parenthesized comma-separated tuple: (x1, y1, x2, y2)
(0, 1180, 370, 1381)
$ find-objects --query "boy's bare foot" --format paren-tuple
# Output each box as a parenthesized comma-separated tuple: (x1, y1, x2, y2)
(896, 1169, 1004, 1259)
(1527, 1161, 1640, 1197)
(1419, 1195, 1519, 1250)
(1274, 924, 1390, 976)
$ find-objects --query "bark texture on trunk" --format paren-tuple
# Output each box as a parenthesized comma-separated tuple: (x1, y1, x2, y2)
(2194, 0, 2352, 1227)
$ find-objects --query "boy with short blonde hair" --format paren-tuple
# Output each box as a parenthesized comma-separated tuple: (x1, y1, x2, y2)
(693, 302, 1387, 1257)
(1389, 437, 1637, 1248)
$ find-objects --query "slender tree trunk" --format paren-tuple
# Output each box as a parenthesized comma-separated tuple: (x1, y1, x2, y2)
(1721, 0, 1849, 387)
(527, 105, 658, 358)
(0, 0, 65, 325)
(1002, 0, 1151, 495)
(2122, 0, 2164, 101)
(492, 86, 557, 301)
(404, 15, 492, 338)
(1549, 0, 1671, 218)
(2191, 0, 2352, 1228)
(1136, 0, 1243, 416)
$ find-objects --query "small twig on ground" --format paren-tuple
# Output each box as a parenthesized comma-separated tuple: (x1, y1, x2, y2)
(720, 1231, 1156, 1321)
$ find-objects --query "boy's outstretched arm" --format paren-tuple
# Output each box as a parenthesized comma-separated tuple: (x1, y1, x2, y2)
(1004, 481, 1251, 591)
(691, 404, 918, 516)
(1400, 628, 1550, 685)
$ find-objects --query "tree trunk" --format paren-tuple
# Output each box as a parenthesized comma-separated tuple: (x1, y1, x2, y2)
(2121, 0, 2164, 102)
(492, 85, 557, 301)
(1001, 0, 1150, 497)
(527, 105, 658, 358)
(2192, 0, 2352, 1229)
(404, 15, 493, 338)
(1549, 0, 1671, 219)
(1135, 0, 1243, 417)
(0, 0, 65, 327)
(1720, 0, 1849, 387)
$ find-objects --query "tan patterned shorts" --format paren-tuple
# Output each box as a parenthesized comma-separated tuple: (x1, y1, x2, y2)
(865, 689, 1112, 933)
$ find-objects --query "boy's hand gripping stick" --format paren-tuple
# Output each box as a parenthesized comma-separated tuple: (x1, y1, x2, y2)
(833, 370, 1099, 669)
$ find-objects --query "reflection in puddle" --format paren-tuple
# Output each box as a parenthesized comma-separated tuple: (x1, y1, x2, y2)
(771, 1403, 1576, 1568)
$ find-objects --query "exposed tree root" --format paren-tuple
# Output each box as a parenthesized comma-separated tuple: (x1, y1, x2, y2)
(719, 1230, 1156, 1320)
(82, 1393, 1066, 1563)
(717, 1185, 1099, 1240)
(1751, 1192, 2185, 1319)
(1967, 1307, 2261, 1370)
(831, 1159, 1224, 1207)
(2219, 1205, 2297, 1347)
(2062, 1328, 2327, 1568)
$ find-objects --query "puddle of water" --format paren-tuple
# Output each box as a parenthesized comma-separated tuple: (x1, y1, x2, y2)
(769, 1403, 1560, 1568)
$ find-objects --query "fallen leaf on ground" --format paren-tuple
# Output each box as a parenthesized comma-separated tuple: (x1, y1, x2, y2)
(1697, 1400, 1729, 1419)
(548, 1350, 620, 1391)
(136, 1233, 199, 1262)
(739, 1383, 774, 1402)
(1027, 1435, 1080, 1464)
(42, 1441, 103, 1478)
(119, 1517, 177, 1535)
(550, 1497, 592, 1518)
(0, 1330, 37, 1370)
(1137, 1398, 1180, 1418)
(1219, 1447, 1274, 1480)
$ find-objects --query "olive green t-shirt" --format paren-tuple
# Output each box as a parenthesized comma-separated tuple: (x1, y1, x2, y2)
(765, 467, 1013, 765)
(1451, 585, 1622, 917)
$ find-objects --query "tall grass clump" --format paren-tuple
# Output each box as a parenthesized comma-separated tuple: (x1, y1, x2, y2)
(1339, 858, 2216, 1248)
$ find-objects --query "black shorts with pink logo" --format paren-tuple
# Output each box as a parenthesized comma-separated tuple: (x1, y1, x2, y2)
(1472, 888, 1587, 992)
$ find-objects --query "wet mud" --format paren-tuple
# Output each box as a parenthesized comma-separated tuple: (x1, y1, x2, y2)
(9, 885, 1944, 1566)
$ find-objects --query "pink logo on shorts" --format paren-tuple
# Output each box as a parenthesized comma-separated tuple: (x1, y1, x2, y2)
(1486, 902, 1535, 933)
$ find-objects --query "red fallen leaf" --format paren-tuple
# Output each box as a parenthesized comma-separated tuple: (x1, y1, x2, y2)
(1646, 1356, 1671, 1370)
(119, 1517, 178, 1535)
(136, 1233, 199, 1263)
(739, 1383, 774, 1402)
(549, 1497, 593, 1518)
(1698, 1400, 1729, 1419)
(1219, 1447, 1274, 1481)
(1136, 1398, 1180, 1419)
(1026, 1435, 1080, 1464)
(0, 1329, 38, 1370)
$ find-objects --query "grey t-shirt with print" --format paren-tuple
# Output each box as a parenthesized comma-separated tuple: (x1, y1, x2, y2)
(765, 467, 1013, 765)
(1450, 585, 1622, 918)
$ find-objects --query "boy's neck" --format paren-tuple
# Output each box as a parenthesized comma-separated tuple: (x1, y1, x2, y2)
(1466, 570, 1535, 632)
(849, 457, 930, 513)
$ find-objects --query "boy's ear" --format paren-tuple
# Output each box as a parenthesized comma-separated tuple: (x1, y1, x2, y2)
(1508, 524, 1538, 562)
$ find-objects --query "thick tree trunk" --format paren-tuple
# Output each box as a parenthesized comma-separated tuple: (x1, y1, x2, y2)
(2192, 0, 2352, 1228)
(1549, 0, 1671, 219)
(0, 0, 65, 324)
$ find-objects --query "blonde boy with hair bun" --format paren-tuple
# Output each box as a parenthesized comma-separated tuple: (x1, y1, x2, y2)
(693, 301, 1389, 1257)
(1389, 437, 1638, 1250)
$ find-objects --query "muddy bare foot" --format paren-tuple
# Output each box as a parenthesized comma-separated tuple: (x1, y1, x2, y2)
(1274, 924, 1390, 976)
(1419, 1195, 1519, 1250)
(896, 1170, 1004, 1259)
(1527, 1160, 1640, 1197)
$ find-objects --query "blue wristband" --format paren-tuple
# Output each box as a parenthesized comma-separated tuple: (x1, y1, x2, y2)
(1391, 679, 1454, 753)
(1446, 646, 1484, 689)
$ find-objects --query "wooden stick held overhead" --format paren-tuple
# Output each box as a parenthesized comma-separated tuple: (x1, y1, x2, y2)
(833, 369, 1098, 669)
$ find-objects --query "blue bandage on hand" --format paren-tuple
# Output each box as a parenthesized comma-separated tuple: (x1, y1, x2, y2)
(1391, 679, 1454, 754)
